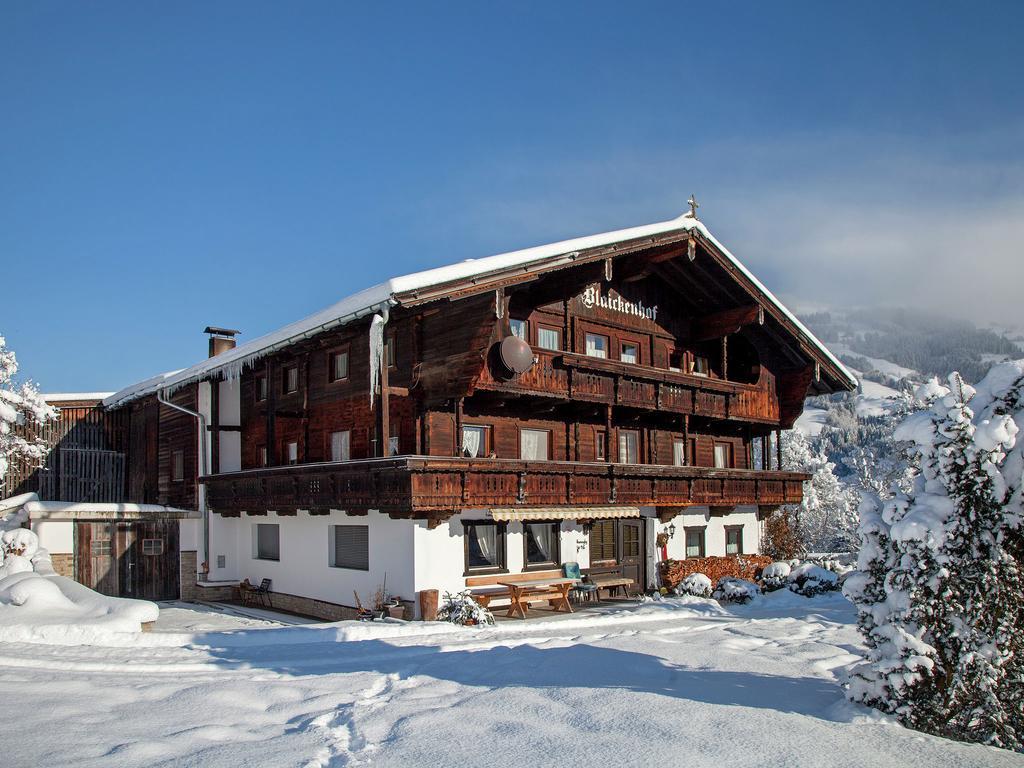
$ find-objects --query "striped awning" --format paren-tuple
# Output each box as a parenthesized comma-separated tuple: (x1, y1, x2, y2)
(489, 506, 641, 522)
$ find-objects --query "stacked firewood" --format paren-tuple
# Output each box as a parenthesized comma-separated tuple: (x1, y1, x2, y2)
(659, 554, 772, 590)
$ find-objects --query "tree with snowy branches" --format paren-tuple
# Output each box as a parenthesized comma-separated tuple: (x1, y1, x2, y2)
(781, 429, 860, 553)
(0, 335, 57, 495)
(844, 371, 1024, 751)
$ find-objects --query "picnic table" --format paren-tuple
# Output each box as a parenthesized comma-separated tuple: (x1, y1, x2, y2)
(497, 577, 576, 619)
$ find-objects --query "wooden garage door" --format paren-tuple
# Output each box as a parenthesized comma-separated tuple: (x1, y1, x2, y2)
(75, 521, 179, 601)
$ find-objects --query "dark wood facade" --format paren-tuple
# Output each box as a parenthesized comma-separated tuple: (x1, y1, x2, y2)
(189, 227, 853, 523)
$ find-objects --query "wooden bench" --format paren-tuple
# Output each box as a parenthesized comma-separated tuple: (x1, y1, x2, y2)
(584, 565, 636, 599)
(466, 569, 565, 608)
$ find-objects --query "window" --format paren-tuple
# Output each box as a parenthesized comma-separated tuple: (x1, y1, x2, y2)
(510, 318, 528, 340)
(90, 539, 111, 557)
(620, 342, 639, 365)
(520, 428, 551, 461)
(283, 366, 299, 393)
(536, 326, 561, 352)
(673, 439, 686, 467)
(171, 450, 185, 481)
(464, 521, 506, 574)
(256, 375, 268, 401)
(595, 429, 606, 460)
(330, 430, 351, 462)
(714, 442, 733, 469)
(618, 430, 640, 464)
(388, 435, 400, 456)
(524, 521, 560, 569)
(385, 334, 396, 367)
(691, 355, 710, 376)
(255, 524, 280, 561)
(257, 445, 268, 467)
(285, 441, 299, 465)
(585, 332, 608, 359)
(328, 349, 349, 382)
(589, 520, 616, 563)
(685, 527, 706, 559)
(332, 525, 369, 570)
(462, 425, 488, 458)
(142, 538, 164, 556)
(668, 349, 683, 373)
(725, 526, 744, 556)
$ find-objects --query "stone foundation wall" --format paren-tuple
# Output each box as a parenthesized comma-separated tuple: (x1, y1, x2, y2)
(50, 553, 74, 578)
(180, 550, 198, 601)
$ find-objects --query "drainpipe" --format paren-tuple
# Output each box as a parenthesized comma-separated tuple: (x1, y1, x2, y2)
(157, 387, 209, 583)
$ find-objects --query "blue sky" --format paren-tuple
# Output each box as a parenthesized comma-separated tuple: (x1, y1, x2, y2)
(3, 2, 1023, 391)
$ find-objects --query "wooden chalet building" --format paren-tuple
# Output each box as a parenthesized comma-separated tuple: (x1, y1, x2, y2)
(25, 208, 855, 615)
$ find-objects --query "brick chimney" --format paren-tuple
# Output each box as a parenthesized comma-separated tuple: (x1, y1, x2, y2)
(204, 326, 240, 358)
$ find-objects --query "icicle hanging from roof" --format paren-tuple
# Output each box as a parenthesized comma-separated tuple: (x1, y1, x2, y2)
(368, 310, 388, 408)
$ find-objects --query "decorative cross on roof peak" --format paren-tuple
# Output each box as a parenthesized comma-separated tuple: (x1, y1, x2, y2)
(685, 194, 700, 219)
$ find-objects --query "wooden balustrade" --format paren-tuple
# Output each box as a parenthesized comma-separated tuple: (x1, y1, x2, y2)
(476, 352, 780, 424)
(203, 457, 807, 518)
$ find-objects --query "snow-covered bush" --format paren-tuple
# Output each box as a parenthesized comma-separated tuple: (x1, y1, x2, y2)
(674, 572, 712, 598)
(0, 336, 57, 494)
(712, 577, 760, 604)
(2, 528, 39, 558)
(846, 370, 1024, 751)
(787, 563, 839, 596)
(435, 590, 494, 627)
(760, 561, 791, 592)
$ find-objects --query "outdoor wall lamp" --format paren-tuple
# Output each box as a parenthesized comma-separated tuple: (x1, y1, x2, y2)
(667, 523, 677, 538)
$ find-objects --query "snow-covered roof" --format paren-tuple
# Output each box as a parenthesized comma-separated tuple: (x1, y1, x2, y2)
(22, 501, 199, 520)
(104, 211, 855, 408)
(43, 392, 115, 403)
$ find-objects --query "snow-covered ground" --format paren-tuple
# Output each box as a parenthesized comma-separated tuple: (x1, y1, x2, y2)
(1, 593, 1019, 767)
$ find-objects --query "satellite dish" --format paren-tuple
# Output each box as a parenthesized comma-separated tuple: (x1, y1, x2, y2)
(498, 336, 534, 375)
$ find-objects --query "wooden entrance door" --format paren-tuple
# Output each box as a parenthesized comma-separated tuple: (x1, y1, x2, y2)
(588, 518, 647, 588)
(617, 519, 645, 587)
(75, 521, 179, 601)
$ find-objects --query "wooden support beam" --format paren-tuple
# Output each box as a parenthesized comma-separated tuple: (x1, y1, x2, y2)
(691, 304, 762, 342)
(210, 378, 220, 475)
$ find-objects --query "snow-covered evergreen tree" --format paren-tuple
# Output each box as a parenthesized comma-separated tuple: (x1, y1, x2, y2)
(845, 371, 1024, 751)
(0, 335, 56, 495)
(781, 430, 860, 552)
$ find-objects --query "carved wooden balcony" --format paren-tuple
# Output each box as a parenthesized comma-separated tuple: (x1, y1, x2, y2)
(202, 456, 807, 521)
(475, 352, 781, 424)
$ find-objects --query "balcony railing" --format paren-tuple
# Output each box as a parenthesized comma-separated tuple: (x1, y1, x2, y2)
(475, 352, 780, 424)
(202, 456, 807, 519)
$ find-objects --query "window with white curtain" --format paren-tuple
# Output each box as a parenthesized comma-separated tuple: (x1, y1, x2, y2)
(286, 441, 298, 465)
(714, 442, 732, 468)
(330, 430, 350, 462)
(618, 430, 639, 464)
(537, 326, 561, 351)
(673, 439, 686, 466)
(685, 527, 705, 558)
(520, 429, 551, 461)
(510, 319, 527, 340)
(464, 521, 506, 573)
(585, 333, 608, 358)
(388, 436, 400, 456)
(524, 522, 560, 567)
(620, 342, 638, 364)
(462, 425, 486, 458)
